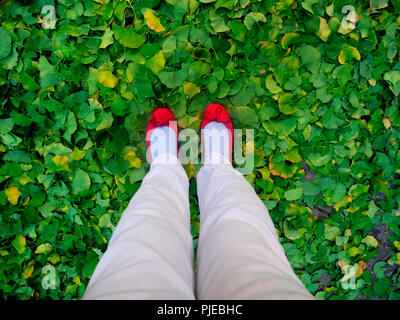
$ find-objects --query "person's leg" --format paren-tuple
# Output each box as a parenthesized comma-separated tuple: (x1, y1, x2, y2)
(196, 104, 313, 300)
(83, 109, 194, 300)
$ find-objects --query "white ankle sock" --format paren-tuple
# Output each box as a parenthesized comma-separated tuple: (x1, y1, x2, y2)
(203, 121, 231, 164)
(149, 126, 177, 162)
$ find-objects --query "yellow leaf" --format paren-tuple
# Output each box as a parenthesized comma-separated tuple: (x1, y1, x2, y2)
(73, 275, 81, 285)
(324, 286, 337, 293)
(183, 162, 195, 179)
(144, 8, 165, 32)
(326, 2, 334, 16)
(184, 82, 201, 98)
(258, 168, 271, 180)
(393, 240, 400, 251)
(317, 17, 331, 42)
(35, 243, 52, 254)
(19, 174, 33, 185)
(47, 254, 60, 264)
(338, 45, 361, 64)
(334, 195, 352, 211)
(347, 203, 360, 213)
(100, 185, 110, 198)
(70, 148, 86, 161)
(98, 70, 119, 88)
(355, 260, 366, 277)
(0, 250, 9, 256)
(123, 150, 142, 168)
(190, 0, 199, 14)
(6, 186, 21, 205)
(12, 234, 26, 254)
(349, 33, 359, 42)
(347, 246, 362, 257)
(303, 124, 311, 140)
(66, 284, 78, 295)
(281, 32, 300, 49)
(98, 63, 119, 88)
(23, 261, 35, 279)
(52, 155, 70, 170)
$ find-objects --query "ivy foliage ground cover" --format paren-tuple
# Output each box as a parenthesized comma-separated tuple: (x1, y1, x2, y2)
(0, 0, 400, 300)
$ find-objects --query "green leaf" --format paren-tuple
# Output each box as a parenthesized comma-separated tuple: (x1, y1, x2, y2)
(99, 214, 111, 228)
(99, 28, 114, 49)
(384, 71, 400, 96)
(325, 182, 346, 205)
(309, 153, 331, 167)
(145, 50, 166, 74)
(324, 224, 341, 241)
(158, 68, 187, 88)
(209, 10, 230, 33)
(0, 27, 12, 59)
(0, 118, 14, 134)
(284, 187, 303, 201)
(367, 201, 379, 218)
(37, 56, 62, 89)
(301, 0, 320, 14)
(265, 75, 282, 94)
(244, 12, 267, 30)
(361, 235, 378, 248)
(283, 220, 302, 240)
(3, 150, 31, 163)
(333, 64, 353, 87)
(303, 181, 320, 196)
(299, 44, 321, 73)
(71, 169, 91, 194)
(229, 20, 247, 43)
(230, 106, 259, 127)
(278, 93, 296, 114)
(113, 24, 146, 49)
(231, 86, 256, 105)
(96, 111, 114, 131)
(370, 0, 389, 10)
(374, 277, 392, 298)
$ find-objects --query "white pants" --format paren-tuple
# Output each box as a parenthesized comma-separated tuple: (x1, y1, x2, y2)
(83, 155, 313, 300)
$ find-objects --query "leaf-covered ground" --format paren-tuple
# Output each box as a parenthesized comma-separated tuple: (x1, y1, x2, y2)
(1, 0, 400, 300)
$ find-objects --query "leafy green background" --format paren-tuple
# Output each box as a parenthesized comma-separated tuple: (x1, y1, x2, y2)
(0, 0, 400, 300)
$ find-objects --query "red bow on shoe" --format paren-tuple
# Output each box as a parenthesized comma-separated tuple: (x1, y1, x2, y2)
(146, 108, 178, 163)
(201, 103, 232, 128)
(200, 103, 234, 162)
(148, 108, 175, 127)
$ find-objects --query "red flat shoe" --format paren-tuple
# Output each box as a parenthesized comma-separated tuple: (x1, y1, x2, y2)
(146, 108, 178, 163)
(201, 103, 234, 162)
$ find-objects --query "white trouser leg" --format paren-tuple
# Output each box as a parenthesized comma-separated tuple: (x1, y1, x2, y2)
(83, 155, 194, 299)
(196, 159, 314, 300)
